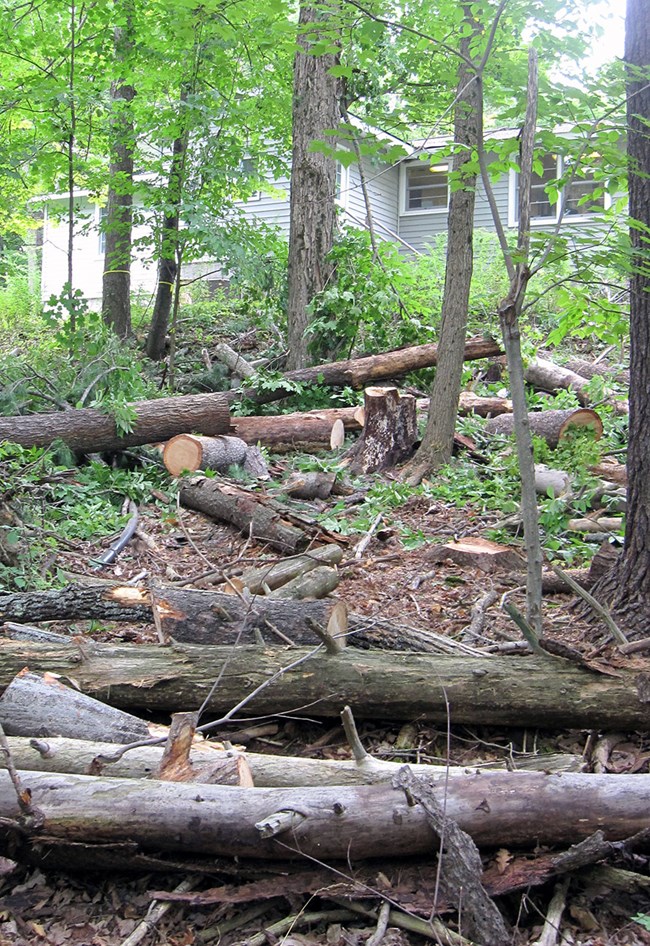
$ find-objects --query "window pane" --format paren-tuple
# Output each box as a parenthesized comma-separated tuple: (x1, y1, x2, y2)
(530, 154, 557, 219)
(565, 176, 605, 215)
(406, 165, 448, 210)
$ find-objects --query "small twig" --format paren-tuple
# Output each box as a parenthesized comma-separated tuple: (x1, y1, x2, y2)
(306, 616, 344, 654)
(502, 601, 547, 656)
(0, 721, 44, 827)
(119, 875, 200, 946)
(530, 876, 570, 946)
(353, 512, 383, 559)
(550, 563, 628, 645)
(367, 901, 391, 946)
(238, 909, 355, 946)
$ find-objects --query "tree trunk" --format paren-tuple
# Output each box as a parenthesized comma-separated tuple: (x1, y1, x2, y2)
(0, 639, 647, 728)
(344, 387, 417, 473)
(146, 85, 189, 361)
(402, 26, 479, 485)
(484, 408, 603, 448)
(232, 336, 503, 408)
(101, 17, 135, 339)
(286, 4, 342, 369)
(231, 406, 364, 450)
(593, 0, 650, 636)
(0, 770, 647, 859)
(0, 392, 230, 453)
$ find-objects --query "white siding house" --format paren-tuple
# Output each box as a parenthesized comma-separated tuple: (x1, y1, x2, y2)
(38, 128, 618, 307)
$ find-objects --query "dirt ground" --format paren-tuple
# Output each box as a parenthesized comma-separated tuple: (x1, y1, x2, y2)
(1, 473, 649, 946)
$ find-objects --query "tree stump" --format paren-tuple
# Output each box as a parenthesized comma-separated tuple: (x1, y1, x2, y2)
(344, 387, 418, 473)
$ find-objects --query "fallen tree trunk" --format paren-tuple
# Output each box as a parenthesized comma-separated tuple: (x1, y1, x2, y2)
(231, 407, 364, 450)
(150, 581, 347, 645)
(485, 408, 603, 448)
(524, 357, 628, 415)
(179, 477, 314, 553)
(0, 582, 151, 624)
(0, 639, 647, 728)
(2, 736, 585, 786)
(0, 392, 231, 453)
(163, 434, 248, 476)
(231, 336, 503, 406)
(0, 770, 648, 858)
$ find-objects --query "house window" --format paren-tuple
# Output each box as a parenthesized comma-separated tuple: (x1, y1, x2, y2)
(98, 205, 108, 255)
(512, 154, 608, 224)
(405, 163, 449, 213)
(335, 162, 349, 208)
(240, 158, 261, 200)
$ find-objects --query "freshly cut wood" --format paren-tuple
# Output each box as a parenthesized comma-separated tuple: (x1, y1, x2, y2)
(0, 670, 150, 743)
(266, 565, 339, 600)
(591, 459, 628, 486)
(179, 477, 310, 553)
(163, 434, 247, 476)
(427, 538, 526, 573)
(344, 387, 417, 473)
(231, 336, 503, 406)
(0, 770, 648, 858)
(150, 581, 348, 645)
(0, 640, 647, 728)
(4, 737, 586, 786)
(485, 408, 603, 448)
(231, 406, 364, 450)
(457, 392, 513, 416)
(0, 392, 230, 453)
(157, 712, 254, 786)
(237, 545, 343, 594)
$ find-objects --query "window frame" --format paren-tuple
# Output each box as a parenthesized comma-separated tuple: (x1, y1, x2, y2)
(508, 154, 611, 228)
(401, 160, 450, 215)
(335, 161, 350, 210)
(97, 204, 108, 256)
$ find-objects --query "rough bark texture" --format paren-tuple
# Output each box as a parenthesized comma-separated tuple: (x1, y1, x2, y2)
(402, 28, 479, 484)
(286, 4, 341, 369)
(231, 407, 364, 450)
(484, 408, 603, 448)
(146, 85, 189, 360)
(0, 640, 647, 728)
(593, 0, 650, 635)
(0, 392, 230, 453)
(178, 477, 312, 553)
(101, 18, 135, 339)
(344, 387, 417, 473)
(0, 582, 152, 624)
(0, 770, 648, 859)
(150, 580, 346, 645)
(233, 337, 503, 407)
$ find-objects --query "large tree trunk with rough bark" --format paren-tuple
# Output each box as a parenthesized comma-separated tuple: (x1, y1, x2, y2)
(594, 0, 650, 636)
(0, 770, 647, 861)
(101, 17, 135, 339)
(402, 27, 479, 485)
(286, 4, 342, 369)
(0, 639, 647, 728)
(0, 392, 230, 453)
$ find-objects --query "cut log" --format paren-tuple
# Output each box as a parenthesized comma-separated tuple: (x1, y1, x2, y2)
(2, 737, 585, 786)
(457, 392, 513, 416)
(567, 517, 624, 534)
(163, 434, 248, 476)
(0, 392, 230, 453)
(344, 387, 418, 473)
(230, 336, 503, 407)
(0, 670, 150, 743)
(0, 582, 151, 625)
(484, 408, 603, 449)
(0, 770, 648, 860)
(565, 357, 629, 385)
(213, 343, 259, 379)
(0, 640, 647, 728)
(237, 545, 343, 594)
(150, 581, 348, 645)
(534, 464, 572, 497)
(524, 357, 628, 415)
(179, 477, 312, 553)
(284, 472, 338, 500)
(591, 460, 628, 486)
(266, 565, 339, 600)
(231, 407, 364, 451)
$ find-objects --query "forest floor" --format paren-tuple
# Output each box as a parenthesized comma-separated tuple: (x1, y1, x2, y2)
(1, 462, 649, 946)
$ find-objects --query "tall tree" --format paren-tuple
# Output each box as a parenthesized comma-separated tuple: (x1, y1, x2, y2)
(102, 8, 136, 339)
(594, 0, 650, 634)
(286, 2, 342, 370)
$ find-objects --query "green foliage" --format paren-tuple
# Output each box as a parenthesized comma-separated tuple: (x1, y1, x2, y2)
(633, 915, 650, 932)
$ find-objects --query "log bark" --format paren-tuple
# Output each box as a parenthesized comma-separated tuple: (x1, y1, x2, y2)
(0, 393, 230, 453)
(457, 392, 513, 416)
(0, 640, 647, 728)
(485, 408, 603, 448)
(179, 477, 311, 553)
(150, 581, 347, 645)
(0, 582, 151, 624)
(524, 357, 628, 414)
(0, 671, 150, 743)
(230, 407, 364, 451)
(231, 337, 503, 407)
(266, 565, 339, 600)
(238, 545, 343, 594)
(2, 736, 585, 786)
(163, 434, 248, 476)
(0, 770, 648, 858)
(344, 387, 418, 473)
(213, 343, 259, 379)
